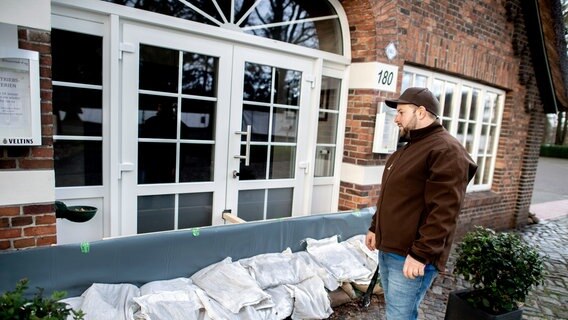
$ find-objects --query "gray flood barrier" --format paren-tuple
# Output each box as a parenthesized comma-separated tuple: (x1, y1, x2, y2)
(0, 208, 374, 297)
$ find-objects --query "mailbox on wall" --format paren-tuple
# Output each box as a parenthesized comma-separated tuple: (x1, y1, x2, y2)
(0, 48, 41, 146)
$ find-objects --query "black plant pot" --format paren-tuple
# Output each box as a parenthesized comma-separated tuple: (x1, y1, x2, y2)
(444, 289, 523, 320)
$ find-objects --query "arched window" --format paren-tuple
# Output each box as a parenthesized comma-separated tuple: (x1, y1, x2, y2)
(101, 0, 343, 54)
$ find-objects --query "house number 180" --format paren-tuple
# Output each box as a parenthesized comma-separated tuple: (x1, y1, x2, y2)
(377, 70, 394, 86)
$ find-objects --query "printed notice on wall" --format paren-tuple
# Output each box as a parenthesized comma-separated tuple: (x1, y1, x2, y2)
(0, 62, 29, 129)
(0, 50, 40, 145)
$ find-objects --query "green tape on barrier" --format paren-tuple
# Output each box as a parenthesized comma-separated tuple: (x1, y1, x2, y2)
(80, 242, 90, 253)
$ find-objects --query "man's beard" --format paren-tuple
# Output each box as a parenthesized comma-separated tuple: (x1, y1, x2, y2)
(398, 115, 417, 142)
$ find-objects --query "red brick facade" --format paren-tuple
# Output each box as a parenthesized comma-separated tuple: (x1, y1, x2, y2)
(339, 0, 544, 239)
(0, 28, 55, 250)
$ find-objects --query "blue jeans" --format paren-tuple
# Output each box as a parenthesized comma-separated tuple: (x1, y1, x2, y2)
(378, 251, 438, 320)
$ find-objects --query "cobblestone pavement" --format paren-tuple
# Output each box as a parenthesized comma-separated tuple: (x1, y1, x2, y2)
(328, 215, 568, 320)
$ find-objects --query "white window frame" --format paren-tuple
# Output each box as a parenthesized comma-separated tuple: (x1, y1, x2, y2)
(402, 66, 505, 191)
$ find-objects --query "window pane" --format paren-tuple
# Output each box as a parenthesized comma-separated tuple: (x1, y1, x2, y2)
(466, 123, 476, 153)
(53, 87, 102, 136)
(402, 71, 413, 90)
(267, 188, 293, 219)
(274, 68, 301, 106)
(317, 112, 338, 144)
(137, 194, 175, 234)
(443, 82, 455, 118)
(238, 189, 265, 221)
(415, 75, 428, 87)
(54, 140, 102, 187)
(459, 86, 471, 120)
(182, 52, 218, 97)
(483, 157, 492, 184)
(243, 63, 272, 103)
(101, 0, 342, 55)
(181, 99, 215, 140)
(478, 125, 490, 154)
(139, 45, 179, 93)
(272, 108, 298, 143)
(470, 90, 479, 121)
(52, 29, 102, 85)
(270, 146, 296, 179)
(138, 142, 176, 184)
(315, 146, 335, 177)
(179, 192, 213, 228)
(180, 144, 213, 182)
(138, 94, 178, 139)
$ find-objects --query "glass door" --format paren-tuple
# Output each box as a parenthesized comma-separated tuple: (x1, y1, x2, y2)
(226, 47, 316, 221)
(120, 23, 233, 235)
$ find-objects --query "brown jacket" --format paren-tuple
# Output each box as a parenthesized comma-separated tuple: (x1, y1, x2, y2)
(369, 122, 477, 271)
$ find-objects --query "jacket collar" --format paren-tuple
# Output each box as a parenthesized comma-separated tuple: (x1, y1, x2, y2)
(408, 121, 443, 142)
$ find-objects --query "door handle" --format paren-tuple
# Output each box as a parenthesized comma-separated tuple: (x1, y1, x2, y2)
(234, 124, 251, 166)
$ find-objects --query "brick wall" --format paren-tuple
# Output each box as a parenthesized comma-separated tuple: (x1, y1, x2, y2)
(340, 0, 546, 235)
(0, 27, 55, 250)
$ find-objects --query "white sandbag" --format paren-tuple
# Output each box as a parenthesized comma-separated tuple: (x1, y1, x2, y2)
(139, 277, 193, 295)
(287, 276, 332, 320)
(133, 289, 203, 319)
(191, 257, 273, 314)
(293, 251, 340, 291)
(306, 235, 372, 283)
(239, 248, 314, 289)
(264, 285, 294, 320)
(79, 283, 140, 320)
(342, 234, 378, 284)
(59, 296, 83, 320)
(194, 286, 270, 320)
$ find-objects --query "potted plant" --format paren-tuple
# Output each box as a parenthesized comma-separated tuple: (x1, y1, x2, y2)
(445, 226, 545, 320)
(0, 278, 84, 320)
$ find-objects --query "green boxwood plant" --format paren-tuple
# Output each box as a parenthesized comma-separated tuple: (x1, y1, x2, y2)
(0, 278, 84, 320)
(453, 226, 545, 315)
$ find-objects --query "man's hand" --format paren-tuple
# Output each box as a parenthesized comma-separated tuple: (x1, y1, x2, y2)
(365, 231, 376, 251)
(403, 255, 425, 279)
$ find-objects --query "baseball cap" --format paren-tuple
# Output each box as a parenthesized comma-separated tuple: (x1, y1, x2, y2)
(385, 87, 440, 117)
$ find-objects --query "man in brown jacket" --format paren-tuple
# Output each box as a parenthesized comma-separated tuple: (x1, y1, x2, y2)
(365, 87, 477, 320)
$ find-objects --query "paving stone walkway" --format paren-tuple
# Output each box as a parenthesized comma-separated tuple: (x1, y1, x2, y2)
(328, 214, 568, 320)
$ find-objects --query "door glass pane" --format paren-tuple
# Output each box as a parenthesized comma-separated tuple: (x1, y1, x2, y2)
(180, 144, 213, 182)
(52, 29, 102, 85)
(239, 145, 268, 180)
(138, 94, 178, 139)
(138, 194, 175, 233)
(182, 52, 218, 97)
(320, 77, 341, 111)
(54, 140, 102, 187)
(238, 189, 265, 221)
(272, 108, 298, 143)
(53, 87, 102, 136)
(270, 146, 295, 179)
(274, 69, 301, 106)
(267, 188, 292, 219)
(243, 104, 270, 142)
(138, 142, 176, 184)
(179, 192, 213, 228)
(315, 146, 335, 177)
(181, 99, 215, 140)
(243, 63, 272, 103)
(139, 45, 179, 93)
(317, 112, 338, 144)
